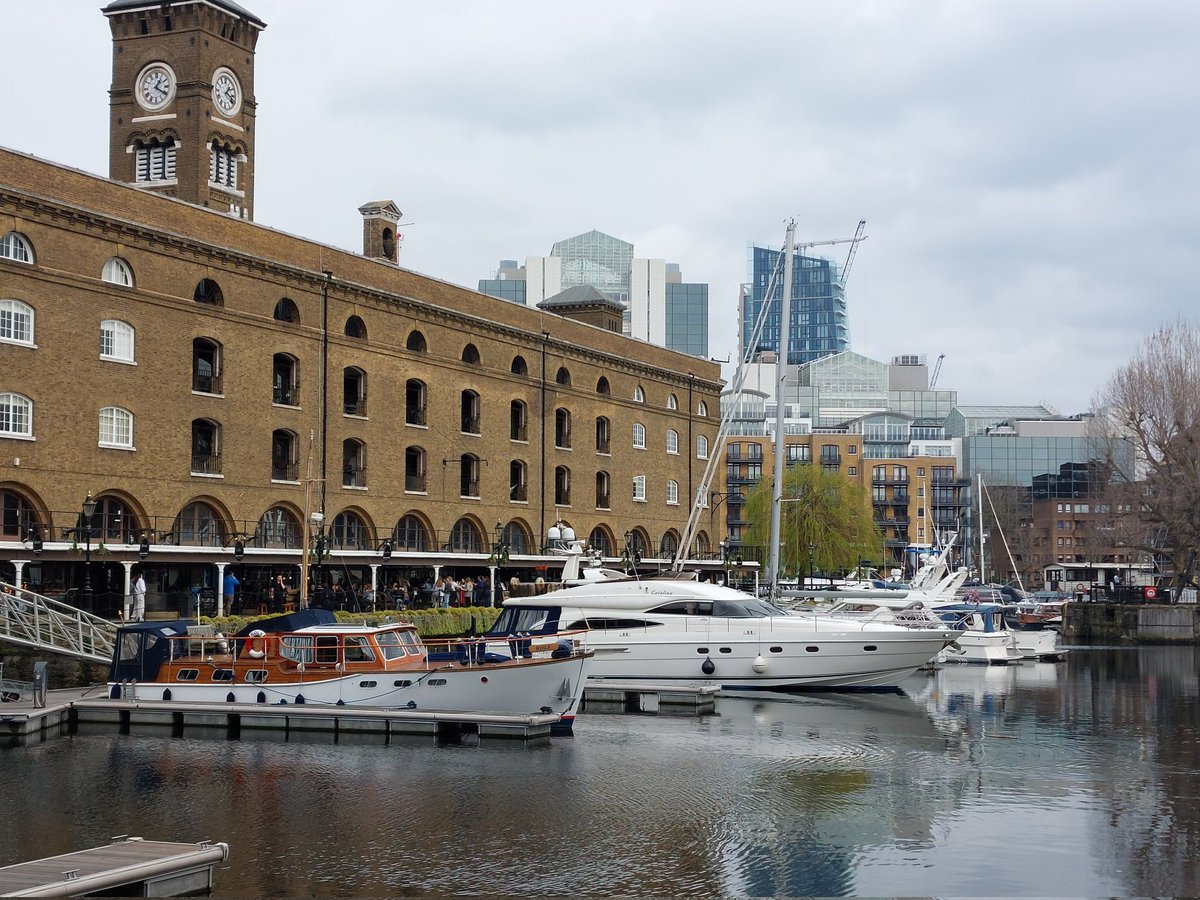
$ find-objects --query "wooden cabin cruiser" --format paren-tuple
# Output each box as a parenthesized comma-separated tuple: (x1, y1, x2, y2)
(107, 610, 591, 728)
(930, 600, 1024, 665)
(487, 546, 959, 691)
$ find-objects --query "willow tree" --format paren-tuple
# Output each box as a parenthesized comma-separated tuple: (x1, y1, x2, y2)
(742, 462, 883, 581)
(1094, 320, 1200, 591)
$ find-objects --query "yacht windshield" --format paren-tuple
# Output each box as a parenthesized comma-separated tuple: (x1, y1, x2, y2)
(711, 598, 783, 618)
(487, 606, 560, 636)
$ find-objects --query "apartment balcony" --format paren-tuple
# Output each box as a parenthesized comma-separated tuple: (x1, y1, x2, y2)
(191, 454, 222, 475)
(405, 474, 426, 492)
(271, 462, 299, 481)
(343, 466, 367, 488)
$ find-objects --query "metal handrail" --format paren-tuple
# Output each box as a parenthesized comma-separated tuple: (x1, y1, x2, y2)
(0, 581, 116, 664)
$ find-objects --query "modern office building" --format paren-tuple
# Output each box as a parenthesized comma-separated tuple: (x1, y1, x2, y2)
(0, 0, 724, 617)
(739, 245, 849, 366)
(479, 230, 710, 358)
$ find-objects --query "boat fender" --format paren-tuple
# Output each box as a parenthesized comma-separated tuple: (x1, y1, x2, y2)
(701, 656, 716, 675)
(248, 629, 267, 658)
(406, 700, 417, 709)
(752, 655, 767, 674)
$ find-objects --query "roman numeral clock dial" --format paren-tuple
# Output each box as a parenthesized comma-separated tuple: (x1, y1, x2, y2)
(212, 68, 242, 116)
(135, 63, 176, 111)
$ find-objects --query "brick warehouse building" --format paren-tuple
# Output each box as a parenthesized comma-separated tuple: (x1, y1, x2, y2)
(0, 0, 723, 616)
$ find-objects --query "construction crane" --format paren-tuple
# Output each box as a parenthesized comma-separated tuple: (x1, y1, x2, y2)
(930, 353, 946, 389)
(839, 219, 867, 286)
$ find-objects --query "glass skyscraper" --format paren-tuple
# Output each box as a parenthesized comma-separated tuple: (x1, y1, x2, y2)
(740, 245, 849, 365)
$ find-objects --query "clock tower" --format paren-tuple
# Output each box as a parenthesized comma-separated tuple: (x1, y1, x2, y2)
(104, 0, 266, 221)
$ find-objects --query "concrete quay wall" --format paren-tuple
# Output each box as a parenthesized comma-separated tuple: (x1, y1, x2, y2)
(1064, 603, 1200, 644)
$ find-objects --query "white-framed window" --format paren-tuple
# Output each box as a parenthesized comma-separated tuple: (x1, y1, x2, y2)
(0, 299, 34, 345)
(666, 480, 679, 505)
(0, 232, 33, 264)
(632, 422, 646, 449)
(634, 385, 645, 403)
(633, 475, 646, 502)
(135, 139, 176, 183)
(209, 142, 239, 189)
(102, 257, 134, 287)
(100, 319, 135, 362)
(666, 429, 679, 455)
(667, 393, 678, 410)
(697, 435, 709, 459)
(0, 393, 33, 438)
(99, 406, 134, 449)
(697, 400, 709, 417)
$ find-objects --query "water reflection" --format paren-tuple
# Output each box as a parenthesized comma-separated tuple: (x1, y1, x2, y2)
(0, 647, 1197, 897)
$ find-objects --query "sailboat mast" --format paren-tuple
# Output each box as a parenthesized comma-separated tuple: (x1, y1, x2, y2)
(767, 220, 796, 597)
(977, 472, 985, 583)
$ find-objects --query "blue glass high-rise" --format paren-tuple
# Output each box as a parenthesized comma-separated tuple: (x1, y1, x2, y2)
(740, 245, 849, 365)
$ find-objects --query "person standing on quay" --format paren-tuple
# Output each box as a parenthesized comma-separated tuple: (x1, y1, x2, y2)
(132, 571, 146, 622)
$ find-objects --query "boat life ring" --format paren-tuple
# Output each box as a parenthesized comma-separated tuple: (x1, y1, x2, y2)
(1075, 583, 1087, 593)
(247, 629, 267, 659)
(1143, 586, 1158, 600)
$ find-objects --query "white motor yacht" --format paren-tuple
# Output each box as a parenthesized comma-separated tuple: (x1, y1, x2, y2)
(487, 544, 959, 691)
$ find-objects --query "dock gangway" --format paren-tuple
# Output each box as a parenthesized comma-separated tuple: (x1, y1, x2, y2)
(0, 581, 116, 664)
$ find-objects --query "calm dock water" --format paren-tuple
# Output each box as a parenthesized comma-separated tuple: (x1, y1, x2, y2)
(1, 645, 1197, 897)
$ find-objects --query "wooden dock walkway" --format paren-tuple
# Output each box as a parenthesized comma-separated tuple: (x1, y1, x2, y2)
(0, 837, 228, 897)
(583, 680, 719, 714)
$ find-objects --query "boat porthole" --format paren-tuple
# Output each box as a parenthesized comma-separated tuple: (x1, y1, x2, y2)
(696, 647, 709, 654)
(805, 646, 820, 653)
(718, 647, 732, 654)
(479, 676, 488, 683)
(701, 656, 716, 675)
(863, 645, 878, 652)
(769, 646, 783, 653)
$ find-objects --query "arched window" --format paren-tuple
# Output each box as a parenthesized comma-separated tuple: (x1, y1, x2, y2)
(273, 353, 299, 406)
(595, 417, 611, 454)
(511, 355, 528, 376)
(92, 495, 137, 544)
(666, 429, 679, 455)
(0, 393, 33, 438)
(510, 400, 528, 441)
(332, 510, 368, 549)
(394, 514, 429, 551)
(555, 366, 571, 386)
(660, 531, 679, 558)
(666, 480, 680, 506)
(405, 379, 427, 426)
(633, 475, 647, 502)
(345, 315, 367, 339)
(193, 278, 223, 306)
(272, 429, 298, 481)
(634, 385, 645, 403)
(405, 446, 426, 493)
(595, 471, 611, 509)
(209, 139, 240, 189)
(255, 506, 301, 548)
(0, 299, 35, 345)
(274, 298, 299, 323)
(461, 390, 480, 434)
(596, 376, 610, 395)
(449, 518, 482, 553)
(555, 408, 572, 449)
(502, 522, 530, 555)
(555, 466, 571, 506)
(510, 460, 528, 502)
(588, 527, 612, 557)
(692, 532, 711, 557)
(100, 319, 135, 362)
(343, 367, 366, 416)
(697, 400, 709, 417)
(190, 419, 221, 474)
(192, 338, 222, 394)
(697, 435, 709, 459)
(343, 439, 366, 487)
(0, 232, 34, 264)
(632, 423, 646, 450)
(462, 343, 480, 365)
(460, 454, 480, 498)
(406, 330, 427, 353)
(0, 488, 38, 538)
(172, 501, 223, 547)
(99, 406, 134, 449)
(102, 257, 134, 287)
(667, 393, 678, 410)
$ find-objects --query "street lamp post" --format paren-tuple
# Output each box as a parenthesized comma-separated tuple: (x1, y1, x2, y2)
(808, 542, 816, 591)
(81, 491, 97, 611)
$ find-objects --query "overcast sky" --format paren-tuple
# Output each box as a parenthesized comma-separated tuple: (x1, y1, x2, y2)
(4, 0, 1197, 414)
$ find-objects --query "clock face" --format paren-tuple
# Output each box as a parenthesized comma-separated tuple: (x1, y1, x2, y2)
(211, 69, 242, 116)
(136, 63, 176, 111)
